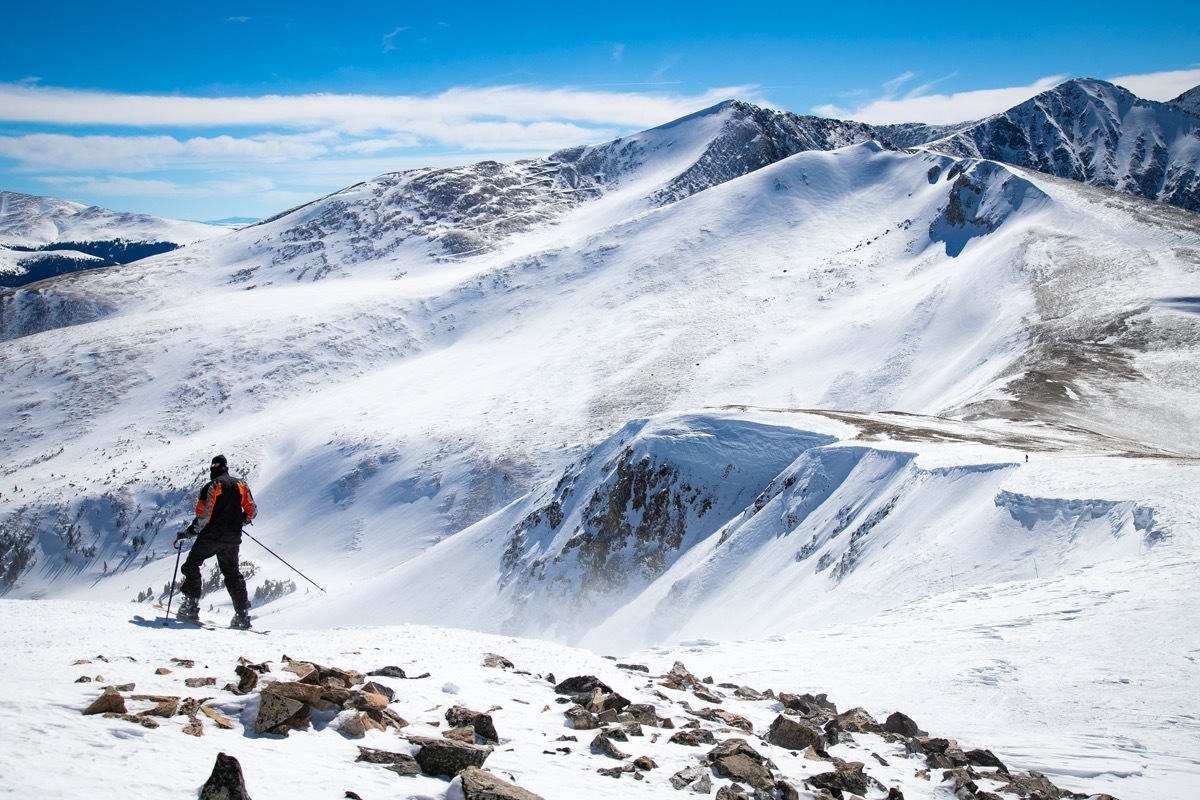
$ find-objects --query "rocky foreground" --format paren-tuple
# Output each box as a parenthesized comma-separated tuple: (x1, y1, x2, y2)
(74, 646, 1118, 800)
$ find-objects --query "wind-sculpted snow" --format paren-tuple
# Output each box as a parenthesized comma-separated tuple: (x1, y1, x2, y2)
(926, 159, 1049, 256)
(496, 415, 838, 634)
(929, 78, 1200, 211)
(302, 411, 1164, 653)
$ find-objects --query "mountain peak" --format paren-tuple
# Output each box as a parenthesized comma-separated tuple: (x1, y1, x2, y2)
(928, 76, 1200, 211)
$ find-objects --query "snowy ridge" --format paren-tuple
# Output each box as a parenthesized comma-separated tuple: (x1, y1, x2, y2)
(1169, 85, 1200, 117)
(927, 78, 1200, 211)
(0, 190, 228, 287)
(294, 410, 1160, 654)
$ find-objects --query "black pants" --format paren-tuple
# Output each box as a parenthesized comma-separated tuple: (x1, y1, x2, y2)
(180, 535, 249, 612)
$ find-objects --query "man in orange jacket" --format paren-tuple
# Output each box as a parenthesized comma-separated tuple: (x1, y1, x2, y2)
(174, 454, 257, 629)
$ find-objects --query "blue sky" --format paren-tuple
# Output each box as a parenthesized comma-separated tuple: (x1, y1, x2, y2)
(2, 1, 1197, 222)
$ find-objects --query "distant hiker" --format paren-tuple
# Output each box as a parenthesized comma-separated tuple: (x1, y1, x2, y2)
(174, 454, 257, 629)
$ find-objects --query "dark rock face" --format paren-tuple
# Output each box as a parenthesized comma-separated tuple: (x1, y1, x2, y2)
(766, 714, 825, 751)
(883, 711, 927, 738)
(409, 735, 492, 777)
(199, 752, 252, 800)
(931, 78, 1200, 211)
(706, 738, 775, 790)
(554, 675, 613, 695)
(649, 101, 880, 206)
(805, 762, 884, 797)
(590, 732, 630, 760)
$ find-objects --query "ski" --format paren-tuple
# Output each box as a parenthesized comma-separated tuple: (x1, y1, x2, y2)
(132, 614, 214, 630)
(135, 612, 267, 633)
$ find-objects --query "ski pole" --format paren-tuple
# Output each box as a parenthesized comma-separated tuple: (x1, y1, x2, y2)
(242, 529, 326, 593)
(163, 542, 183, 626)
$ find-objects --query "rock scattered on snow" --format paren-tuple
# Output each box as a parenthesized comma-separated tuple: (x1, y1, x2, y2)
(199, 752, 251, 800)
(70, 651, 1121, 800)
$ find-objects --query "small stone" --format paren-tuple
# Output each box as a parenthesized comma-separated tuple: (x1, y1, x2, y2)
(185, 677, 217, 688)
(459, 765, 544, 799)
(360, 681, 395, 701)
(590, 733, 630, 760)
(83, 687, 126, 715)
(339, 711, 387, 738)
(155, 668, 172, 675)
(483, 653, 515, 669)
(367, 666, 407, 678)
(141, 698, 181, 718)
(183, 716, 204, 737)
(201, 705, 236, 730)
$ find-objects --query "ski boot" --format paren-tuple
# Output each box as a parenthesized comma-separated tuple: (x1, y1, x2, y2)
(176, 595, 200, 623)
(230, 608, 253, 630)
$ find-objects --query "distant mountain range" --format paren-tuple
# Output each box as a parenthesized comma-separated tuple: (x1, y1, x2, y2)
(924, 78, 1200, 211)
(2, 77, 1195, 290)
(1, 72, 1197, 645)
(0, 191, 227, 288)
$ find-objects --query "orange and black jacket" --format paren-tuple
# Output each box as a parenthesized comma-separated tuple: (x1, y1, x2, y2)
(193, 471, 257, 541)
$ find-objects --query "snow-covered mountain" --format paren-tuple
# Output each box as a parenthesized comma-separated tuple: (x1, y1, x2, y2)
(1169, 84, 1200, 116)
(0, 191, 228, 287)
(925, 78, 1200, 210)
(2, 85, 1199, 799)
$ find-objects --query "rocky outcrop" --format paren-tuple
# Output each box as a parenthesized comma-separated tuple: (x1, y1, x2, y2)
(407, 735, 492, 777)
(706, 738, 776, 790)
(199, 752, 252, 800)
(929, 78, 1200, 211)
(766, 714, 825, 751)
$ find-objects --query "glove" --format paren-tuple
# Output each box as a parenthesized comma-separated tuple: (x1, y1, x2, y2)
(174, 525, 196, 546)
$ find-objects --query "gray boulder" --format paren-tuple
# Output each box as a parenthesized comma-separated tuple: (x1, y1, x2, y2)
(766, 714, 824, 751)
(199, 752, 251, 800)
(706, 738, 774, 790)
(408, 735, 492, 777)
(883, 711, 927, 737)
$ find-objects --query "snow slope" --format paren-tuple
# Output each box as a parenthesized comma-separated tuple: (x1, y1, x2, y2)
(2, 592, 1195, 800)
(2, 94, 1200, 799)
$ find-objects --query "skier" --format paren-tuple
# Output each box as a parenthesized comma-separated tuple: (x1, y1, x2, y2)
(174, 455, 257, 629)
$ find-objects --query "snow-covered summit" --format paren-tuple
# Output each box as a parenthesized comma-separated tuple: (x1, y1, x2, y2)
(1168, 83, 1200, 116)
(926, 77, 1200, 210)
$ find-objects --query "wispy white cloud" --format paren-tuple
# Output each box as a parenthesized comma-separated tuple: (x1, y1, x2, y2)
(382, 27, 409, 52)
(814, 68, 1200, 125)
(612, 44, 626, 62)
(1107, 68, 1200, 101)
(0, 132, 332, 172)
(0, 82, 751, 135)
(881, 72, 915, 95)
(813, 75, 1068, 124)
